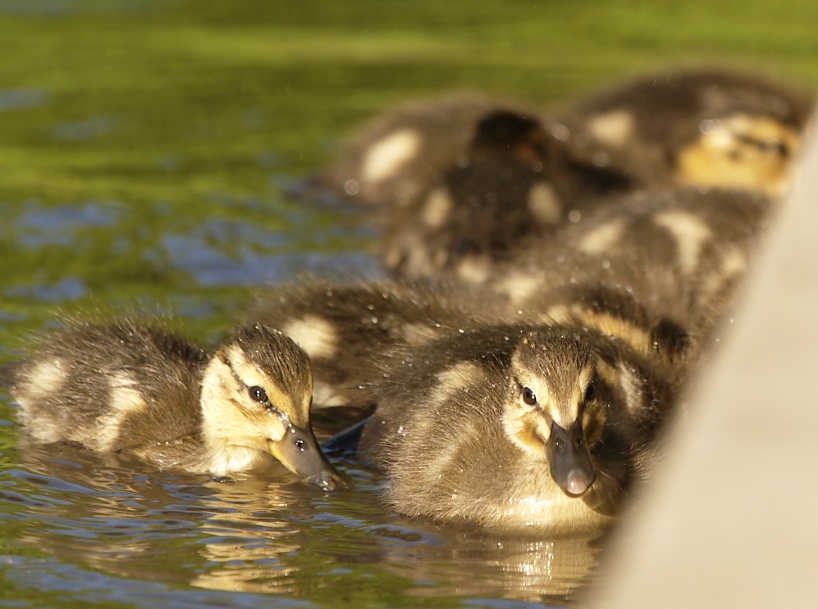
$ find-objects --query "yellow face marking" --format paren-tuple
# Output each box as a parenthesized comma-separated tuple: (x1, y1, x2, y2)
(421, 187, 453, 228)
(654, 210, 714, 275)
(199, 345, 303, 457)
(585, 109, 636, 148)
(504, 356, 595, 456)
(527, 183, 562, 226)
(224, 344, 306, 425)
(675, 114, 801, 196)
(283, 315, 338, 360)
(361, 128, 422, 182)
(577, 218, 627, 255)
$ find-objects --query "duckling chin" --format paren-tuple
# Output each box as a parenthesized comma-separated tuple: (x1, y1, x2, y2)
(358, 324, 675, 533)
(0, 320, 343, 491)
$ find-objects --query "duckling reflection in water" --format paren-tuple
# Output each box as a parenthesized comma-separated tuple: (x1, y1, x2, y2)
(0, 319, 343, 491)
(351, 323, 677, 533)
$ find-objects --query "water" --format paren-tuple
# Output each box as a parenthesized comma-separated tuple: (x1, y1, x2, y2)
(0, 1, 816, 607)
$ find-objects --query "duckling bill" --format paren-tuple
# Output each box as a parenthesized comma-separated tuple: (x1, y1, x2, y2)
(0, 320, 344, 491)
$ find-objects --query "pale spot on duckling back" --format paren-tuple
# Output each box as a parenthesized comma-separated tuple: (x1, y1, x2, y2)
(598, 360, 645, 418)
(695, 243, 749, 315)
(542, 304, 653, 358)
(361, 128, 422, 182)
(585, 109, 636, 148)
(95, 371, 147, 452)
(16, 358, 67, 443)
(421, 187, 453, 228)
(496, 271, 541, 305)
(408, 361, 485, 481)
(577, 218, 627, 255)
(527, 182, 562, 226)
(282, 315, 338, 360)
(455, 256, 491, 284)
(399, 322, 445, 346)
(675, 113, 801, 196)
(654, 210, 714, 276)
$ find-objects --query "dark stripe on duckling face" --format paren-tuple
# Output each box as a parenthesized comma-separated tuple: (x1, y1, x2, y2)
(506, 330, 603, 498)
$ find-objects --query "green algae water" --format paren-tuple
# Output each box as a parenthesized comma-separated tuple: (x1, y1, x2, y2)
(1, 2, 816, 607)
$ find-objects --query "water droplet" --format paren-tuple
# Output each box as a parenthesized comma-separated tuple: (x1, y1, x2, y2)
(344, 179, 360, 195)
(552, 124, 570, 141)
(591, 151, 610, 167)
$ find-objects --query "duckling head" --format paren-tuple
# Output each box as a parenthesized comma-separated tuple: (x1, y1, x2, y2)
(200, 323, 344, 491)
(675, 113, 801, 196)
(503, 329, 602, 499)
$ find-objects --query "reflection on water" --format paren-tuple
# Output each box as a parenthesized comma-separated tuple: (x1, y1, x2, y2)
(3, 437, 603, 607)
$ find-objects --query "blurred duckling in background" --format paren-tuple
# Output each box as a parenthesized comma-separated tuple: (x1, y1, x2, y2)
(247, 279, 502, 410)
(557, 66, 813, 197)
(296, 92, 546, 208)
(380, 110, 631, 281)
(251, 187, 772, 419)
(354, 321, 679, 533)
(492, 187, 774, 350)
(0, 319, 344, 491)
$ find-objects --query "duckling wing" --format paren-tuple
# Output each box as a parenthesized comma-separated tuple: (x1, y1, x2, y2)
(128, 432, 209, 472)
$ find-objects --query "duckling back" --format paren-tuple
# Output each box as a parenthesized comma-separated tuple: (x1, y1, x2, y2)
(298, 93, 547, 208)
(378, 109, 632, 281)
(4, 319, 206, 453)
(493, 187, 774, 356)
(248, 279, 502, 409)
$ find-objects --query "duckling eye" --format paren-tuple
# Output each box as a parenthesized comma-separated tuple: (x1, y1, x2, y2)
(522, 387, 538, 407)
(584, 382, 597, 404)
(248, 386, 268, 404)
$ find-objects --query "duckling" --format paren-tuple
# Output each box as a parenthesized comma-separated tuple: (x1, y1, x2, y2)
(354, 321, 678, 532)
(0, 319, 344, 491)
(557, 66, 813, 197)
(492, 187, 774, 350)
(379, 110, 632, 281)
(296, 92, 548, 208)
